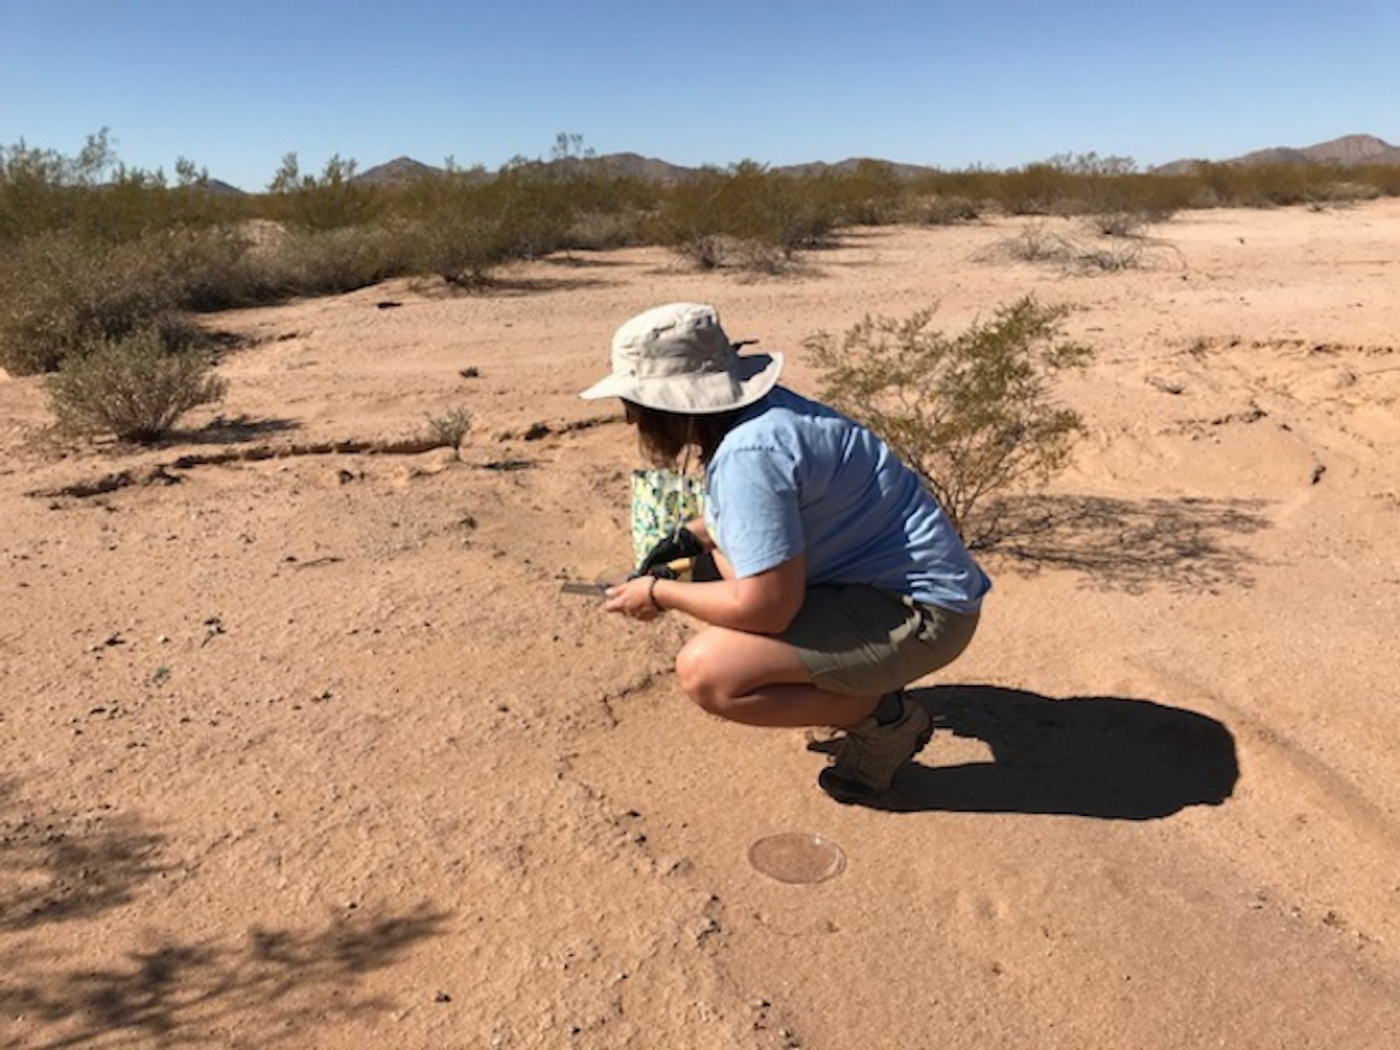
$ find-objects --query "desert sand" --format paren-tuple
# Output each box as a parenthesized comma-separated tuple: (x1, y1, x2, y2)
(2, 200, 1399, 1049)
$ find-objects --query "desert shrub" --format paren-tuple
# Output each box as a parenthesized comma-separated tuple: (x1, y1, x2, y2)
(1, 139, 93, 245)
(481, 166, 575, 260)
(0, 223, 342, 373)
(0, 229, 192, 374)
(2, 131, 246, 249)
(524, 138, 661, 251)
(910, 168, 999, 210)
(806, 297, 1094, 547)
(402, 212, 514, 288)
(977, 221, 1170, 275)
(671, 232, 729, 271)
(1355, 163, 1400, 197)
(727, 237, 795, 275)
(1190, 160, 1345, 209)
(45, 326, 227, 442)
(667, 233, 793, 274)
(380, 163, 580, 286)
(248, 223, 417, 299)
(1019, 156, 1183, 233)
(652, 162, 838, 270)
(914, 194, 981, 225)
(1080, 208, 1156, 238)
(564, 209, 647, 251)
(994, 162, 1073, 215)
(1305, 181, 1382, 207)
(265, 153, 381, 231)
(380, 172, 503, 286)
(156, 225, 261, 309)
(1068, 239, 1146, 273)
(424, 406, 473, 449)
(976, 220, 1077, 266)
(0, 217, 407, 374)
(826, 160, 907, 226)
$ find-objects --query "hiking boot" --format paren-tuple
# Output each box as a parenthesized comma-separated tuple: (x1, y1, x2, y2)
(818, 693, 932, 803)
(802, 726, 845, 754)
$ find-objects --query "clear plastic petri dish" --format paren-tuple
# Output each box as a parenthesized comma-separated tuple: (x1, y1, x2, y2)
(748, 832, 846, 884)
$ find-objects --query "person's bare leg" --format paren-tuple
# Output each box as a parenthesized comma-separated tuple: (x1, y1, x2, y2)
(674, 625, 880, 728)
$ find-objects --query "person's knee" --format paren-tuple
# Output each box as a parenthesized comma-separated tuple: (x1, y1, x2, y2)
(675, 636, 733, 717)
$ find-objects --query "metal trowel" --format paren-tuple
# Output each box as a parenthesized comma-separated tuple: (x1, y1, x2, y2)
(558, 558, 695, 598)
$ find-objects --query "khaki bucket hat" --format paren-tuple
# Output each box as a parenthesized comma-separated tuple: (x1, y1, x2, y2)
(579, 302, 783, 415)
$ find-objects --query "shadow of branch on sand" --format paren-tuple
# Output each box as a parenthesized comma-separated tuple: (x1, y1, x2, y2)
(1, 781, 168, 932)
(1, 784, 450, 1047)
(986, 494, 1271, 592)
(2, 904, 451, 1049)
(175, 414, 302, 447)
(863, 684, 1239, 819)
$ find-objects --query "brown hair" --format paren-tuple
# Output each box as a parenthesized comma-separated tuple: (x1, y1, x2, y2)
(625, 401, 741, 468)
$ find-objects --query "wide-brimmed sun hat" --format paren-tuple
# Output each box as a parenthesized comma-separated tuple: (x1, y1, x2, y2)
(578, 302, 783, 415)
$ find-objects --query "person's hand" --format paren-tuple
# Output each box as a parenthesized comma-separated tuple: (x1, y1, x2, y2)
(637, 526, 704, 576)
(604, 575, 665, 622)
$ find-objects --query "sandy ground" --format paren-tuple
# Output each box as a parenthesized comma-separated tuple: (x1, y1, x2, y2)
(2, 201, 1399, 1049)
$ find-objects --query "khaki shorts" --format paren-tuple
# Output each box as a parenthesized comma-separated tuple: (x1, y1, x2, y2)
(783, 585, 980, 696)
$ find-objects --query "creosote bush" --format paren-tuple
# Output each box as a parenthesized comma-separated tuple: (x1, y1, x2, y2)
(424, 405, 473, 450)
(0, 230, 194, 374)
(652, 162, 838, 271)
(45, 326, 227, 443)
(806, 298, 1094, 548)
(976, 220, 1171, 275)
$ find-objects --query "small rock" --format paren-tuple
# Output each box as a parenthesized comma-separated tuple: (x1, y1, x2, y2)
(1147, 376, 1186, 395)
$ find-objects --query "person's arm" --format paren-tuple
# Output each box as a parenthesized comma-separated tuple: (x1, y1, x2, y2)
(606, 552, 806, 635)
(681, 516, 713, 549)
(636, 516, 713, 574)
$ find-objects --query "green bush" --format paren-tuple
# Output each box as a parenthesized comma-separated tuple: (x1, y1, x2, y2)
(379, 165, 579, 286)
(562, 209, 647, 251)
(0, 219, 415, 375)
(995, 162, 1073, 216)
(423, 405, 473, 450)
(651, 162, 838, 270)
(913, 194, 982, 225)
(250, 223, 417, 299)
(45, 326, 227, 442)
(1, 131, 246, 248)
(265, 153, 381, 231)
(151, 225, 259, 310)
(1355, 163, 1400, 197)
(0, 230, 193, 374)
(806, 298, 1094, 547)
(825, 160, 907, 225)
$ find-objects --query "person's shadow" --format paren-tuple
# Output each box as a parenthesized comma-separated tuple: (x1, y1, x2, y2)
(865, 684, 1239, 819)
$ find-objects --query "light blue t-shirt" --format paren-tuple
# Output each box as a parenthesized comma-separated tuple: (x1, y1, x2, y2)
(704, 387, 991, 614)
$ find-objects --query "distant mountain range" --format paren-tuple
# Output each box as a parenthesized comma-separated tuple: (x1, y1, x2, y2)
(209, 134, 1400, 193)
(347, 153, 1020, 187)
(1151, 133, 1400, 175)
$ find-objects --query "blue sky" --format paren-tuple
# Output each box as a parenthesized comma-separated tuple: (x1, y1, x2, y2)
(2, 0, 1395, 192)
